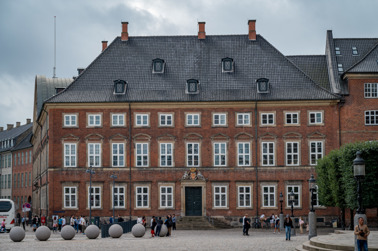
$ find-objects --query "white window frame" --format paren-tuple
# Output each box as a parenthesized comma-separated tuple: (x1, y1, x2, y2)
(260, 112, 275, 126)
(64, 114, 77, 127)
(88, 143, 101, 167)
(135, 143, 149, 167)
(88, 114, 102, 127)
(365, 110, 378, 125)
(135, 114, 149, 127)
(309, 141, 323, 165)
(261, 142, 275, 166)
(112, 185, 126, 208)
(286, 185, 301, 208)
(236, 113, 251, 126)
(111, 113, 125, 127)
(186, 113, 200, 126)
(187, 143, 200, 167)
(160, 143, 173, 167)
(214, 185, 227, 208)
(213, 142, 227, 166)
(159, 113, 173, 127)
(286, 142, 300, 166)
(64, 143, 77, 167)
(112, 143, 125, 167)
(136, 186, 149, 208)
(262, 185, 275, 207)
(88, 186, 101, 209)
(285, 112, 299, 125)
(309, 111, 323, 125)
(160, 186, 173, 208)
(238, 185, 252, 208)
(364, 83, 378, 98)
(237, 142, 251, 166)
(212, 113, 227, 126)
(64, 186, 77, 208)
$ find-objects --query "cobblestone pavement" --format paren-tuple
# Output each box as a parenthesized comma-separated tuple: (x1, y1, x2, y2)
(0, 227, 334, 251)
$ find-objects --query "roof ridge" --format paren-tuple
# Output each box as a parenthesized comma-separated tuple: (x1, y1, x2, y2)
(343, 42, 378, 74)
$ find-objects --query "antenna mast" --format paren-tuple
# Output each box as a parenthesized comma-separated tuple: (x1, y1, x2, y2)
(53, 16, 56, 78)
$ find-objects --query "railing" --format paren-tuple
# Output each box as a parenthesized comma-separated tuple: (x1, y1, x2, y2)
(101, 220, 137, 238)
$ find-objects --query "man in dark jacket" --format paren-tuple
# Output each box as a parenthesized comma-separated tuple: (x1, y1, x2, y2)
(156, 217, 163, 237)
(243, 214, 251, 236)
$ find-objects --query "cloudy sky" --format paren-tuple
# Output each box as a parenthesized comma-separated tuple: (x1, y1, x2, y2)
(1, 0, 377, 128)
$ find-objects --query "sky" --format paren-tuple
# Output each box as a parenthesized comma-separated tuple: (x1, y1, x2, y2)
(0, 0, 377, 129)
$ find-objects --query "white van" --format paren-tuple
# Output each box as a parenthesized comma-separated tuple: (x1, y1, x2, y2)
(0, 199, 15, 232)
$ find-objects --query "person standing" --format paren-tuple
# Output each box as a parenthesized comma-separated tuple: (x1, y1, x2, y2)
(354, 217, 370, 251)
(274, 215, 280, 234)
(21, 216, 26, 230)
(75, 217, 80, 233)
(58, 216, 63, 232)
(155, 217, 162, 237)
(299, 217, 305, 234)
(80, 216, 86, 234)
(62, 215, 66, 228)
(243, 214, 251, 236)
(70, 215, 75, 228)
(172, 214, 176, 230)
(151, 217, 157, 237)
(284, 215, 293, 241)
(270, 214, 275, 229)
(118, 215, 124, 223)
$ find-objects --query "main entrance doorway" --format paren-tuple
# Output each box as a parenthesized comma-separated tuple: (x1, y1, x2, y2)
(185, 187, 202, 216)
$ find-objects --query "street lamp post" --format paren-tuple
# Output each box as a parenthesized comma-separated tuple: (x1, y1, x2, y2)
(279, 192, 284, 231)
(289, 190, 296, 236)
(353, 151, 366, 251)
(308, 174, 317, 240)
(86, 165, 95, 225)
(110, 173, 117, 224)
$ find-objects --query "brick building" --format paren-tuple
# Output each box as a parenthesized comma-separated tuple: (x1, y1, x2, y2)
(32, 21, 377, 224)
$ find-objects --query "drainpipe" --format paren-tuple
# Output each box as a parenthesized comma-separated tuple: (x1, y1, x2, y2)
(42, 107, 49, 219)
(36, 119, 43, 218)
(128, 103, 132, 221)
(254, 101, 259, 218)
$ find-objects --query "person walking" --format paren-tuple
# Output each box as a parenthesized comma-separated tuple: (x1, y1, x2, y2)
(284, 215, 293, 241)
(243, 214, 251, 236)
(270, 214, 275, 229)
(0, 219, 6, 232)
(155, 217, 162, 237)
(354, 217, 370, 251)
(274, 215, 280, 234)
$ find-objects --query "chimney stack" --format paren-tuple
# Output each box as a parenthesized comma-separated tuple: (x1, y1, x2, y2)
(102, 41, 108, 51)
(198, 22, 206, 39)
(26, 118, 31, 124)
(121, 22, 129, 41)
(16, 122, 21, 127)
(0, 127, 3, 132)
(7, 124, 14, 130)
(248, 20, 256, 41)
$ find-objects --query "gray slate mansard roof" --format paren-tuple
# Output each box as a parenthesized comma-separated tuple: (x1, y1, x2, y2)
(47, 34, 339, 104)
(12, 132, 32, 151)
(0, 123, 32, 153)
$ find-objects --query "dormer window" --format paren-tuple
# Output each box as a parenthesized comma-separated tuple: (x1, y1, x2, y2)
(152, 58, 165, 74)
(338, 64, 344, 72)
(113, 79, 127, 95)
(257, 78, 270, 93)
(186, 79, 199, 94)
(222, 58, 234, 73)
(352, 46, 358, 55)
(335, 47, 341, 55)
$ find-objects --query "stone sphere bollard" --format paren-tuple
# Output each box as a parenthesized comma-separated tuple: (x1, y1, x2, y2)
(131, 223, 146, 238)
(85, 225, 100, 239)
(61, 225, 76, 240)
(109, 224, 123, 238)
(36, 226, 51, 241)
(154, 224, 168, 237)
(9, 226, 26, 242)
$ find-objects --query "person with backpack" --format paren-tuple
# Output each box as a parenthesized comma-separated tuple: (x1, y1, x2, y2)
(155, 217, 163, 237)
(164, 215, 172, 237)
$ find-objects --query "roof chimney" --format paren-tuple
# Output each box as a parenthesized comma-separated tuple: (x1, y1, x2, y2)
(198, 22, 206, 39)
(0, 127, 3, 132)
(121, 22, 129, 41)
(77, 68, 85, 75)
(102, 41, 108, 51)
(248, 20, 256, 41)
(7, 124, 14, 130)
(16, 122, 21, 127)
(26, 118, 31, 124)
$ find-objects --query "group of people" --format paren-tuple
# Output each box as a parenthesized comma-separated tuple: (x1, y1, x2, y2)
(138, 214, 176, 238)
(51, 215, 87, 234)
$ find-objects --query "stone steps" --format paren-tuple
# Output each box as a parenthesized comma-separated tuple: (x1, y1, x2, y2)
(176, 216, 215, 230)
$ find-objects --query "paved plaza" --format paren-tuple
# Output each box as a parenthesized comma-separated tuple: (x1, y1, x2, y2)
(0, 227, 376, 251)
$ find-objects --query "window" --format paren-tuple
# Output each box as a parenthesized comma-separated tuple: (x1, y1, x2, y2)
(262, 186, 275, 207)
(213, 143, 226, 166)
(17, 173, 20, 188)
(309, 111, 323, 124)
(237, 142, 251, 166)
(159, 114, 173, 126)
(21, 173, 23, 187)
(310, 141, 323, 165)
(88, 186, 101, 208)
(113, 79, 127, 95)
(8, 174, 11, 189)
(221, 58, 234, 72)
(88, 143, 101, 167)
(18, 153, 20, 165)
(238, 186, 251, 207)
(64, 187, 77, 208)
(186, 79, 199, 94)
(64, 114, 77, 127)
(135, 114, 149, 126)
(160, 143, 173, 167)
(338, 63, 343, 72)
(352, 46, 358, 55)
(213, 113, 227, 126)
(186, 113, 200, 126)
(257, 78, 270, 93)
(187, 143, 200, 167)
(24, 173, 27, 188)
(21, 153, 24, 165)
(364, 83, 378, 98)
(286, 142, 299, 166)
(261, 113, 274, 126)
(14, 174, 16, 188)
(112, 114, 125, 126)
(136, 143, 149, 167)
(88, 114, 102, 127)
(64, 143, 76, 167)
(113, 186, 125, 208)
(365, 110, 378, 125)
(262, 142, 274, 166)
(214, 186, 227, 207)
(152, 58, 165, 73)
(286, 185, 300, 207)
(29, 172, 31, 187)
(29, 150, 32, 163)
(136, 186, 149, 208)
(335, 47, 341, 55)
(236, 113, 250, 126)
(25, 152, 28, 165)
(285, 112, 299, 125)
(112, 143, 125, 167)
(160, 186, 173, 208)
